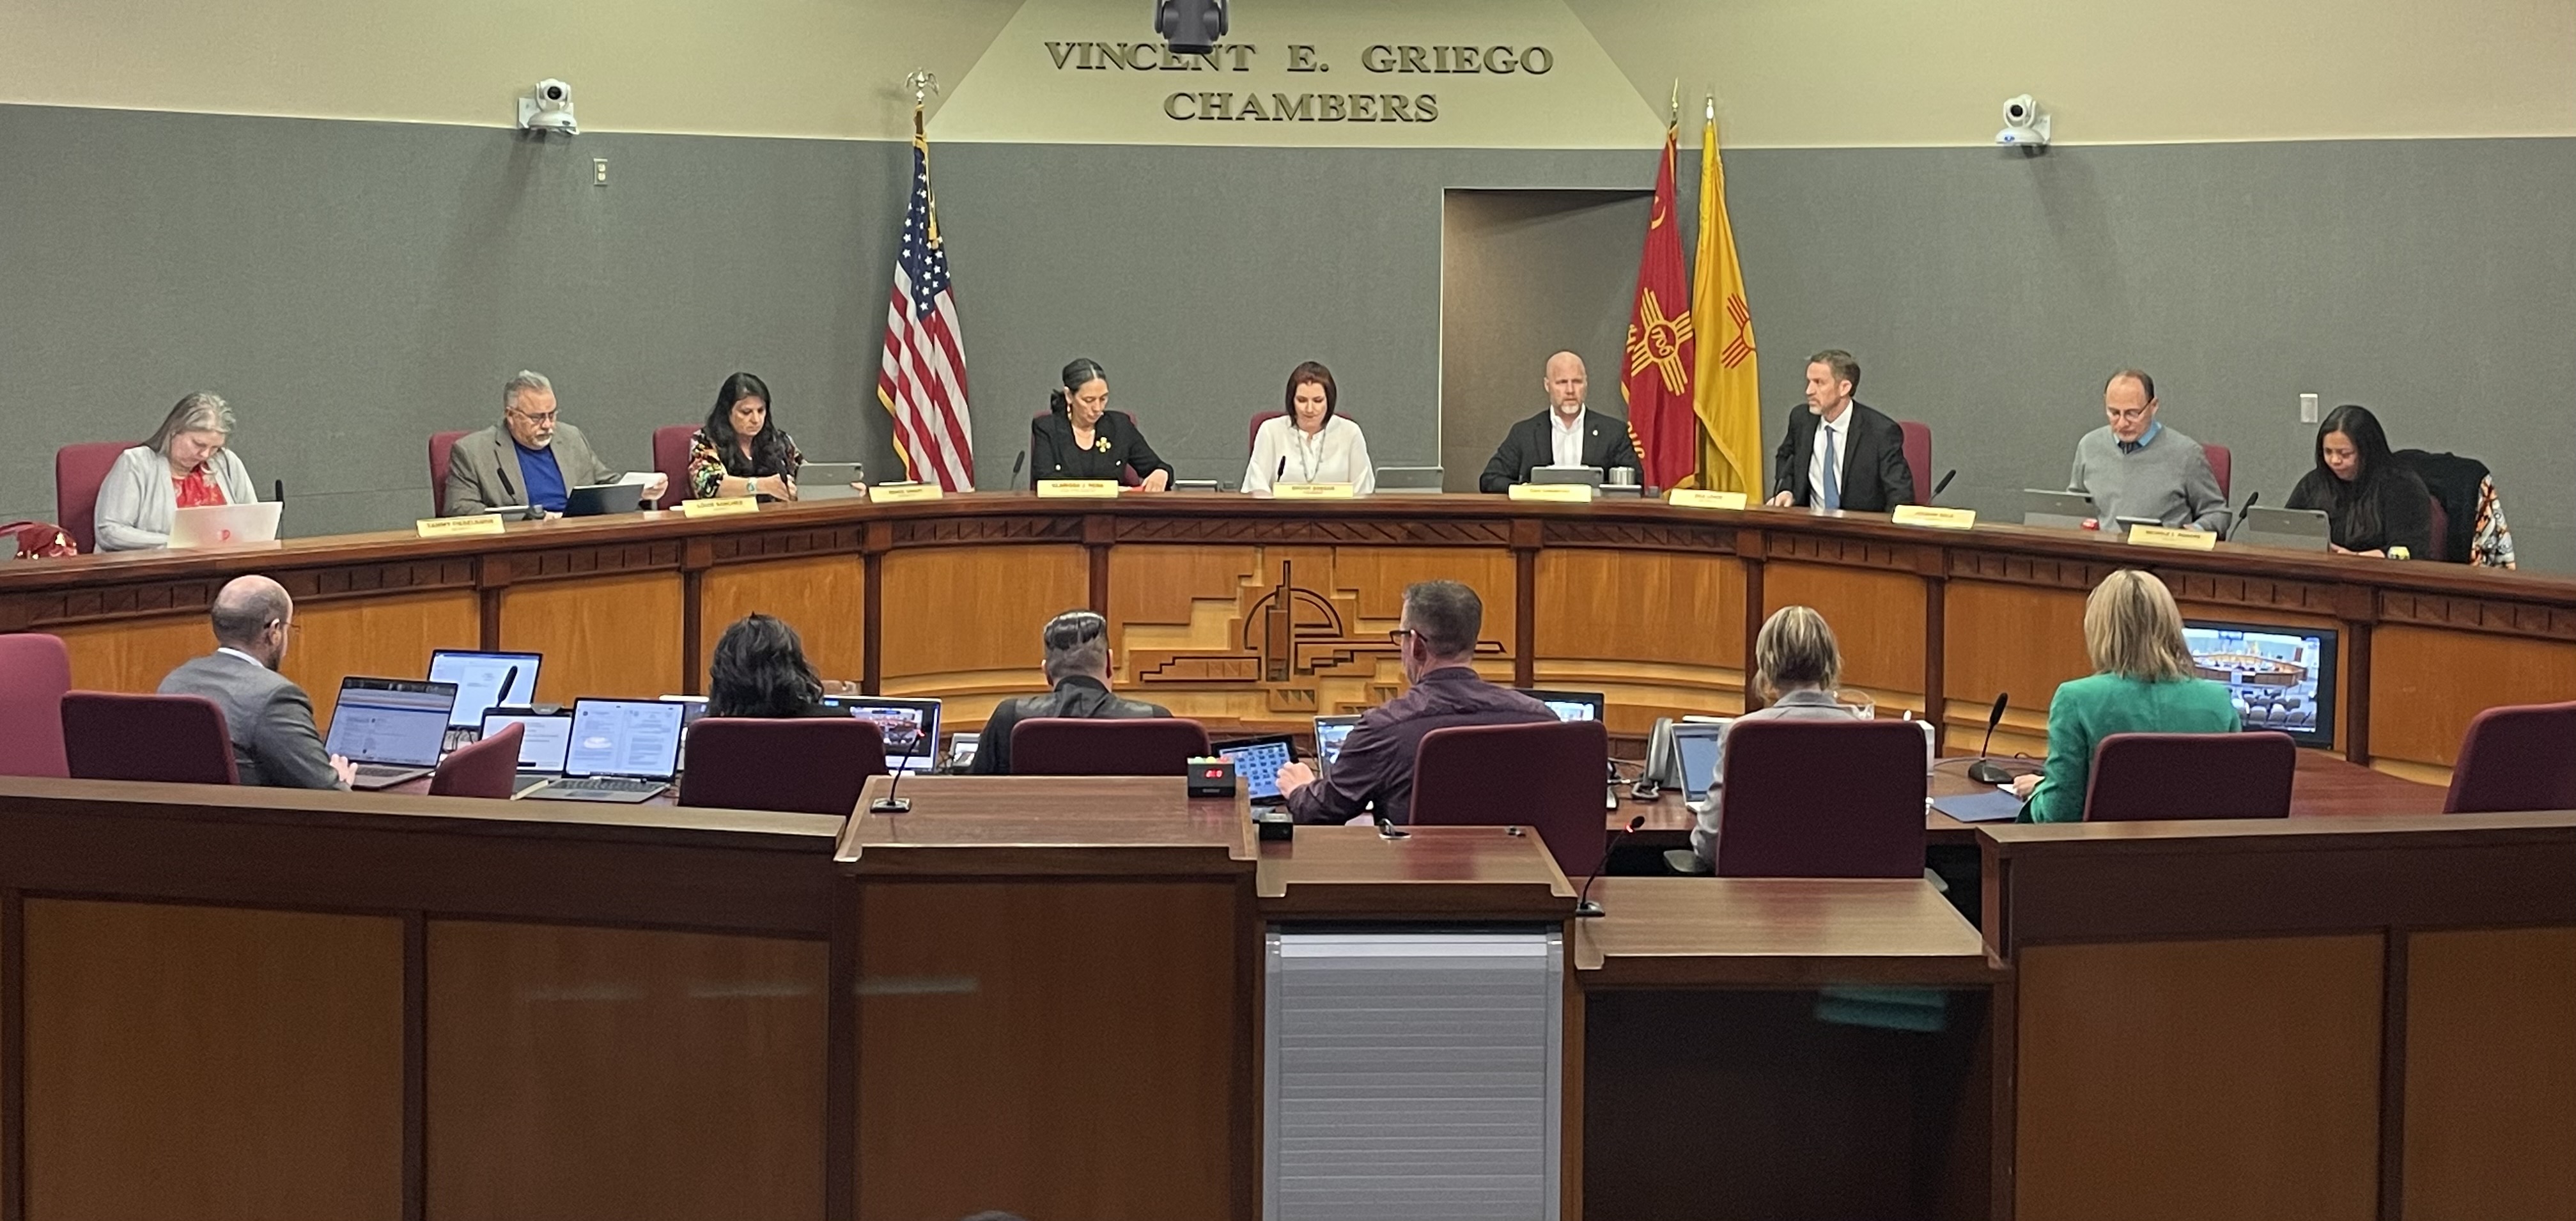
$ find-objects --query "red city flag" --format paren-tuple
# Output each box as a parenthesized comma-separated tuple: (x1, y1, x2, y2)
(1621, 122, 1696, 490)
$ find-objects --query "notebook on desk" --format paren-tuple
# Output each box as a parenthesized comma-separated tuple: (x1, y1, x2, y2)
(325, 677, 459, 790)
(1932, 788, 2026, 823)
(520, 698, 683, 803)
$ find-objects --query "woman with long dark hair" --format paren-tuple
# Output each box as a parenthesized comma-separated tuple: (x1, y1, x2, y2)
(704, 613, 835, 718)
(687, 372, 805, 501)
(2285, 403, 2433, 559)
(1029, 357, 1173, 489)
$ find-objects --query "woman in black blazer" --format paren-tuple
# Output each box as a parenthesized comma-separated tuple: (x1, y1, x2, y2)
(1030, 357, 1173, 489)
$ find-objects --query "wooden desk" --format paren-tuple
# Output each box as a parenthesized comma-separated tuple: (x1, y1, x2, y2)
(8, 492, 2568, 784)
(1573, 876, 2001, 988)
(1257, 823, 1575, 920)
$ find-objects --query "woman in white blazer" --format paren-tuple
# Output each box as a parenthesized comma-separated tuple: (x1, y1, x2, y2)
(95, 392, 258, 551)
(1243, 361, 1375, 495)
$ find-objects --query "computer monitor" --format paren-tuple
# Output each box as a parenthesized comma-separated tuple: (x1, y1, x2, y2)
(830, 697, 942, 766)
(325, 677, 458, 767)
(1519, 688, 1605, 723)
(427, 650, 543, 727)
(562, 699, 686, 780)
(481, 709, 573, 772)
(1214, 735, 1298, 802)
(2182, 619, 2339, 749)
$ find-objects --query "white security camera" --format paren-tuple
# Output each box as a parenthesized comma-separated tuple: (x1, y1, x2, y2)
(518, 79, 578, 136)
(1996, 93, 2049, 148)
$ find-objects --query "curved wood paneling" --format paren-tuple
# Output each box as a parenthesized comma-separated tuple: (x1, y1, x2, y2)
(698, 555, 868, 686)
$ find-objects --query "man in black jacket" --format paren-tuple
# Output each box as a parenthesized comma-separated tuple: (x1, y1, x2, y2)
(967, 609, 1171, 775)
(1478, 352, 1642, 492)
(1767, 349, 1915, 512)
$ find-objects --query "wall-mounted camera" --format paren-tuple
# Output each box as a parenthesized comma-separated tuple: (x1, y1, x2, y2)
(1996, 94, 2049, 150)
(518, 79, 578, 136)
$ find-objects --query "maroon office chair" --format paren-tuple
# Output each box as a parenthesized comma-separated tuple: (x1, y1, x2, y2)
(2202, 443, 2233, 500)
(678, 717, 888, 814)
(1410, 720, 1612, 878)
(1711, 719, 1927, 877)
(2425, 496, 2451, 562)
(1010, 717, 1210, 777)
(2081, 731, 2295, 821)
(1897, 421, 1932, 505)
(54, 440, 130, 554)
(651, 424, 696, 509)
(61, 692, 238, 784)
(0, 633, 73, 777)
(2443, 701, 2576, 814)
(428, 430, 470, 516)
(427, 721, 524, 799)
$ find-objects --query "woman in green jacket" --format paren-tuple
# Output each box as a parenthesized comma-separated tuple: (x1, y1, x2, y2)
(2013, 569, 2242, 822)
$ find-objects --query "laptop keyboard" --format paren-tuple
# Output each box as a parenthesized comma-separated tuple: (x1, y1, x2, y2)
(550, 776, 663, 793)
(353, 763, 424, 780)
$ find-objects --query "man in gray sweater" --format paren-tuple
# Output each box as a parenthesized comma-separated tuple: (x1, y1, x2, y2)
(159, 575, 354, 788)
(2068, 369, 2231, 533)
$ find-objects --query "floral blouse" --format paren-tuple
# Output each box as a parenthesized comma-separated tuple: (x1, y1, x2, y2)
(686, 428, 804, 500)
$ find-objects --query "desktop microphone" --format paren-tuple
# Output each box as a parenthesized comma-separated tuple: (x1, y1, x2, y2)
(1966, 693, 2016, 784)
(867, 729, 926, 814)
(1374, 813, 1409, 840)
(2225, 491, 2262, 541)
(272, 478, 286, 505)
(1930, 470, 1957, 501)
(1276, 455, 1289, 486)
(499, 665, 521, 707)
(1574, 815, 1647, 918)
(1010, 450, 1026, 485)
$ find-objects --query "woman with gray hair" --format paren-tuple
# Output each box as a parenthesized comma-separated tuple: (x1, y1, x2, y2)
(93, 392, 259, 551)
(1676, 604, 1866, 871)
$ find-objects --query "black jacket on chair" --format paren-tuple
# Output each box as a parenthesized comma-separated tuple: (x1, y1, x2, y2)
(1030, 410, 1172, 485)
(967, 675, 1172, 775)
(1769, 401, 1915, 512)
(1477, 408, 1642, 493)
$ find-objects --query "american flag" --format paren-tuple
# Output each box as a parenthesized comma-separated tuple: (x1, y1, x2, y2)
(875, 124, 974, 489)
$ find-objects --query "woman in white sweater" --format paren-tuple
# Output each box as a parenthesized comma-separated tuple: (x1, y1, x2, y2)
(95, 392, 258, 551)
(1243, 361, 1375, 495)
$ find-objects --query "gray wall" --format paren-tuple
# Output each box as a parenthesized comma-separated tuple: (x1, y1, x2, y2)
(6, 102, 2572, 568)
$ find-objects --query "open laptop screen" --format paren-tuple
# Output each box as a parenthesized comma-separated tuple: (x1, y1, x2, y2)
(481, 710, 573, 772)
(326, 678, 458, 766)
(563, 699, 685, 779)
(1314, 715, 1362, 769)
(830, 697, 942, 765)
(1519, 688, 1605, 723)
(428, 650, 543, 727)
(1673, 724, 1726, 804)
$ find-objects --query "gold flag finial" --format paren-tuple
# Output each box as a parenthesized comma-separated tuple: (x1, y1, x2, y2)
(1668, 79, 1680, 125)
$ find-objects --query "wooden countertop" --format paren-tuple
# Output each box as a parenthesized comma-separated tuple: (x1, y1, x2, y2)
(835, 775, 1253, 874)
(1572, 876, 2003, 988)
(1257, 824, 1576, 921)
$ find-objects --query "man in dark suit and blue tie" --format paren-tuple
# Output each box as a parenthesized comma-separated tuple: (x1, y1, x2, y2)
(1766, 349, 1915, 512)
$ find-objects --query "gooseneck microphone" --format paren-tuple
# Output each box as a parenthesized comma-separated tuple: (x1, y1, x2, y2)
(868, 726, 927, 814)
(1374, 813, 1409, 840)
(2225, 491, 2262, 541)
(1575, 815, 1647, 917)
(499, 665, 521, 708)
(1930, 470, 1957, 501)
(1966, 692, 2016, 784)
(1009, 449, 1027, 489)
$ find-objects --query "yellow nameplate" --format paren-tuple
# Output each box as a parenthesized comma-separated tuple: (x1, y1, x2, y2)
(1893, 505, 1978, 530)
(868, 483, 943, 504)
(680, 496, 760, 518)
(1272, 482, 1355, 500)
(2127, 524, 2218, 551)
(1666, 489, 1748, 511)
(1508, 483, 1596, 503)
(1036, 479, 1122, 499)
(416, 515, 504, 538)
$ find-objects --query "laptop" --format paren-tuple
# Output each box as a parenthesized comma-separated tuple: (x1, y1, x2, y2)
(1531, 465, 1604, 487)
(1519, 688, 1606, 723)
(2235, 506, 2332, 551)
(522, 698, 685, 802)
(1214, 734, 1298, 807)
(830, 697, 942, 770)
(945, 731, 980, 772)
(798, 462, 867, 502)
(480, 708, 573, 795)
(167, 501, 283, 548)
(427, 649, 542, 729)
(656, 695, 712, 770)
(325, 677, 460, 790)
(1672, 722, 1729, 815)
(1312, 713, 1363, 779)
(2022, 488, 2100, 530)
(564, 482, 648, 517)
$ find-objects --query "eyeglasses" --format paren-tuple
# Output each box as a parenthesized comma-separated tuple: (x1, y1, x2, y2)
(512, 408, 560, 425)
(2105, 406, 2152, 423)
(1387, 628, 1420, 646)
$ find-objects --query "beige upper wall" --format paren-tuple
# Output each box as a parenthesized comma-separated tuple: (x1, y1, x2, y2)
(1569, 0, 2576, 146)
(3, 0, 2571, 144)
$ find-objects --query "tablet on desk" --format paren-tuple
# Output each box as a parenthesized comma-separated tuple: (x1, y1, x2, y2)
(798, 462, 866, 501)
(564, 483, 648, 517)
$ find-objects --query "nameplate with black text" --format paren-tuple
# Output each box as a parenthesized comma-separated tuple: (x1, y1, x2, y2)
(1892, 505, 1978, 530)
(869, 483, 944, 504)
(1666, 489, 1748, 511)
(2126, 524, 2219, 551)
(416, 515, 504, 538)
(1271, 482, 1356, 500)
(1508, 483, 1595, 503)
(1037, 479, 1124, 499)
(680, 497, 760, 519)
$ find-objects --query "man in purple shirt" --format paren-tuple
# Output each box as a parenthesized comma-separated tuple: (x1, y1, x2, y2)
(1276, 580, 1556, 825)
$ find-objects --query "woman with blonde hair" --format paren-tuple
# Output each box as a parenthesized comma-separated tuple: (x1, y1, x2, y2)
(2013, 569, 2240, 821)
(1679, 605, 1864, 871)
(95, 392, 258, 551)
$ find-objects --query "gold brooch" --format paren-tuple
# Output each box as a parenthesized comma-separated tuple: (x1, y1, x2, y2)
(1095, 438, 1112, 453)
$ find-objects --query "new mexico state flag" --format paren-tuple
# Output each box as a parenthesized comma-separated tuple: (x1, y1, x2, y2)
(1621, 121, 1697, 490)
(1689, 111, 1761, 495)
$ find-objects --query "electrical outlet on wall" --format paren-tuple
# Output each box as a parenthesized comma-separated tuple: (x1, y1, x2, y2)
(2299, 393, 2319, 424)
(593, 159, 609, 187)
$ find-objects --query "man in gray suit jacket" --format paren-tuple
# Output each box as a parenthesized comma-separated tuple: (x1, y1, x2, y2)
(158, 575, 353, 789)
(442, 371, 667, 516)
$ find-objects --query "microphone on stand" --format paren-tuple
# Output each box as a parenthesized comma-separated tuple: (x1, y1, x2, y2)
(2225, 491, 2262, 541)
(1575, 816, 1647, 917)
(1929, 470, 1957, 502)
(1374, 813, 1409, 840)
(499, 665, 521, 707)
(1966, 693, 2017, 784)
(1009, 449, 1027, 490)
(272, 478, 286, 504)
(1276, 455, 1289, 487)
(869, 722, 927, 813)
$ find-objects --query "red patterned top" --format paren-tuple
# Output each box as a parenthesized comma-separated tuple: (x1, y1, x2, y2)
(173, 467, 229, 509)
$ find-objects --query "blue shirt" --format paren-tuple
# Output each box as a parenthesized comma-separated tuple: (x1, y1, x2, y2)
(2116, 420, 2164, 455)
(515, 441, 568, 512)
